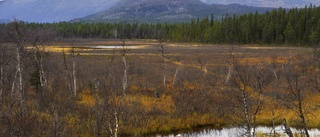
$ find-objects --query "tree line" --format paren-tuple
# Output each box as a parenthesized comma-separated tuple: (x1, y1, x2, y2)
(1, 5, 320, 46)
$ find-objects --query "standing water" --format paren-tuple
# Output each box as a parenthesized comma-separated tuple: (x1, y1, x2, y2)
(157, 126, 320, 137)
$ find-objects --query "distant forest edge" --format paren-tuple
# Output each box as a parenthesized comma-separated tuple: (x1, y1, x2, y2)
(1, 5, 320, 46)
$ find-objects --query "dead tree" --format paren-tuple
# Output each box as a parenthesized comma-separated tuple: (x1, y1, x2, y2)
(71, 48, 77, 97)
(28, 28, 53, 93)
(225, 46, 235, 84)
(172, 65, 180, 86)
(227, 61, 271, 137)
(229, 62, 253, 137)
(283, 62, 310, 137)
(159, 39, 167, 87)
(121, 40, 128, 98)
(251, 65, 271, 136)
(62, 47, 77, 98)
(103, 91, 127, 137)
(62, 51, 73, 94)
(268, 56, 284, 136)
(171, 58, 181, 86)
(9, 20, 26, 109)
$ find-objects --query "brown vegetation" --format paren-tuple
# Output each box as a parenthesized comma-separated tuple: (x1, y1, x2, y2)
(0, 35, 319, 136)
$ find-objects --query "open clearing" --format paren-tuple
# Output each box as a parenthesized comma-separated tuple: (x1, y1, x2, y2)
(28, 39, 312, 57)
(27, 39, 314, 80)
(29, 39, 313, 69)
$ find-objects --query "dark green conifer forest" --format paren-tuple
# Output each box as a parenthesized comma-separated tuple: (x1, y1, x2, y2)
(1, 5, 319, 46)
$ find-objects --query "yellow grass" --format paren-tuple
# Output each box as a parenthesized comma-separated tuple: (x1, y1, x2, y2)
(78, 89, 96, 107)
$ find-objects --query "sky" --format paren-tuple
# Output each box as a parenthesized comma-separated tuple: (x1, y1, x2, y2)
(1, 0, 320, 23)
(0, 0, 119, 22)
(200, 0, 320, 8)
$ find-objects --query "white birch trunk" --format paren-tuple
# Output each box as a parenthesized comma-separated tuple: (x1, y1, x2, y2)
(72, 53, 77, 97)
(35, 50, 47, 89)
(159, 41, 166, 87)
(161, 55, 166, 87)
(225, 46, 234, 84)
(242, 92, 251, 137)
(273, 70, 278, 80)
(114, 111, 118, 137)
(16, 45, 24, 103)
(172, 67, 179, 85)
(121, 40, 128, 97)
(62, 51, 73, 94)
(122, 56, 127, 97)
(39, 54, 47, 88)
(252, 93, 263, 136)
(108, 117, 113, 136)
(162, 63, 166, 87)
(225, 66, 233, 84)
(11, 69, 19, 94)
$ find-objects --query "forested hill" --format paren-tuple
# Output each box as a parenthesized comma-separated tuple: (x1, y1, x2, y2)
(169, 5, 320, 45)
(58, 5, 320, 45)
(1, 5, 320, 46)
(73, 0, 272, 23)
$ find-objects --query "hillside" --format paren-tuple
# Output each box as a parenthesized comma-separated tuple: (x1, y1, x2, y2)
(74, 0, 272, 23)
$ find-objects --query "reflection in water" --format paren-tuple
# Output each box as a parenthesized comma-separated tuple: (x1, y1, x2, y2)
(25, 45, 149, 53)
(88, 45, 147, 49)
(157, 126, 320, 137)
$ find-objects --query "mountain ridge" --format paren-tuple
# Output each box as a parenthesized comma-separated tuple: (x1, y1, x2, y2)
(74, 0, 272, 23)
(0, 0, 319, 23)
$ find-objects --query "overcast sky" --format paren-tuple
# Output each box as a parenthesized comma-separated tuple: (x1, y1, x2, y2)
(1, 0, 320, 22)
(200, 0, 320, 8)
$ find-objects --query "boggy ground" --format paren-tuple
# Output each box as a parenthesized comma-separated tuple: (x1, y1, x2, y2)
(1, 39, 320, 136)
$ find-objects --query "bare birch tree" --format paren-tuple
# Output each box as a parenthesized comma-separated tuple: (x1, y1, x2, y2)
(121, 40, 128, 97)
(28, 27, 54, 93)
(282, 61, 310, 137)
(70, 47, 77, 97)
(9, 20, 26, 109)
(62, 50, 73, 94)
(228, 62, 253, 137)
(62, 46, 77, 98)
(227, 61, 272, 137)
(159, 39, 167, 87)
(251, 65, 272, 136)
(102, 90, 127, 137)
